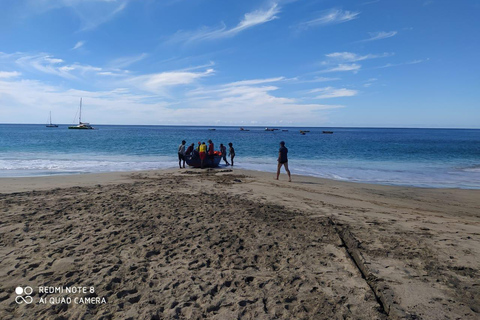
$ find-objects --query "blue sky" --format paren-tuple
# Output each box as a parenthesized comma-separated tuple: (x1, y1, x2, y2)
(0, 0, 479, 127)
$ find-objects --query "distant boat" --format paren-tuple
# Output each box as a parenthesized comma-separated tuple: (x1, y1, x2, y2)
(208, 128, 216, 131)
(322, 131, 334, 134)
(240, 127, 250, 131)
(300, 130, 308, 135)
(46, 111, 58, 128)
(282, 130, 288, 132)
(265, 128, 278, 131)
(68, 98, 94, 130)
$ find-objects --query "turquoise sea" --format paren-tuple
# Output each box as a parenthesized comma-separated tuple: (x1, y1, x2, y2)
(1, 124, 479, 189)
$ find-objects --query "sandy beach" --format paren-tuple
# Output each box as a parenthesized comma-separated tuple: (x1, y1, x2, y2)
(0, 169, 479, 319)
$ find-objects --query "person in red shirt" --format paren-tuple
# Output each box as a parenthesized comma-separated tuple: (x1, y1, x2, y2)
(207, 140, 215, 165)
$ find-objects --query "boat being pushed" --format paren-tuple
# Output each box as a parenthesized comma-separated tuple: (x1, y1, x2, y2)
(185, 152, 222, 168)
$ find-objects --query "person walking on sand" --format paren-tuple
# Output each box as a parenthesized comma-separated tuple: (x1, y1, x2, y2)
(228, 142, 235, 166)
(199, 142, 207, 169)
(208, 140, 215, 165)
(220, 143, 230, 166)
(276, 141, 291, 182)
(178, 140, 186, 169)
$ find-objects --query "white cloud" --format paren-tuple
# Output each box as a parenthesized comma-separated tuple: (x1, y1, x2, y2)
(130, 68, 215, 93)
(0, 51, 345, 125)
(362, 0, 380, 5)
(325, 52, 392, 62)
(25, 0, 129, 31)
(320, 63, 361, 73)
(319, 52, 392, 74)
(310, 87, 358, 99)
(14, 54, 102, 79)
(363, 78, 378, 87)
(0, 75, 344, 125)
(109, 53, 149, 68)
(183, 82, 343, 124)
(169, 3, 280, 43)
(299, 9, 359, 29)
(0, 71, 21, 78)
(72, 41, 86, 50)
(375, 59, 428, 69)
(358, 31, 397, 42)
(225, 77, 285, 87)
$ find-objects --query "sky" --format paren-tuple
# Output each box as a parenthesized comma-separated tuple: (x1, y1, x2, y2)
(0, 0, 479, 127)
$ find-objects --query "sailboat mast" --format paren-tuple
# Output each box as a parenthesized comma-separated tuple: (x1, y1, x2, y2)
(49, 111, 52, 125)
(79, 98, 82, 124)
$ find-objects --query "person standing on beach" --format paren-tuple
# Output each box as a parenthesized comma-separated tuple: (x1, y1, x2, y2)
(178, 140, 186, 169)
(199, 142, 207, 169)
(208, 140, 215, 164)
(186, 143, 194, 156)
(228, 142, 235, 166)
(276, 141, 291, 182)
(220, 143, 230, 166)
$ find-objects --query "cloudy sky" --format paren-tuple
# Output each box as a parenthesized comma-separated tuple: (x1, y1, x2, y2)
(0, 0, 478, 127)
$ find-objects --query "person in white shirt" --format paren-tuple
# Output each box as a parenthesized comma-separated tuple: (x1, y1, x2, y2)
(178, 140, 186, 169)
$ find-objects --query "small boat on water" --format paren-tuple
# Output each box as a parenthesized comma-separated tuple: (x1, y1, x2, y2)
(282, 129, 288, 132)
(265, 128, 279, 131)
(46, 111, 58, 128)
(240, 127, 250, 131)
(322, 131, 334, 134)
(208, 128, 216, 131)
(68, 98, 94, 130)
(185, 153, 222, 168)
(300, 130, 308, 135)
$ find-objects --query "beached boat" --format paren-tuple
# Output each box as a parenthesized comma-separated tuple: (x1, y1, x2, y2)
(185, 153, 222, 168)
(68, 98, 94, 129)
(46, 111, 58, 127)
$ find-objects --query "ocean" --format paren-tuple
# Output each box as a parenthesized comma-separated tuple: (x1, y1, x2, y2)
(1, 124, 479, 189)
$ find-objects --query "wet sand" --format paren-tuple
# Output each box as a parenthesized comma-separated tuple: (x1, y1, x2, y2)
(0, 169, 479, 319)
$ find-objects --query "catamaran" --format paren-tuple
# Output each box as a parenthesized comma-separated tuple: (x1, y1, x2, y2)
(46, 111, 58, 127)
(68, 98, 94, 129)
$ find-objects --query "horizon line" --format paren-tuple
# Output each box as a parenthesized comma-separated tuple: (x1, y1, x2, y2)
(1, 123, 479, 130)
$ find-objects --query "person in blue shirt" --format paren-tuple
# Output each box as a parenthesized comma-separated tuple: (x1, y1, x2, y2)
(276, 141, 291, 182)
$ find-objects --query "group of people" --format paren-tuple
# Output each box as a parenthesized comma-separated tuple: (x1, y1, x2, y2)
(178, 140, 235, 169)
(177, 140, 291, 182)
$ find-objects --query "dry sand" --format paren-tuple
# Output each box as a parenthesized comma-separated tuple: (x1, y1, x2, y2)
(0, 169, 479, 319)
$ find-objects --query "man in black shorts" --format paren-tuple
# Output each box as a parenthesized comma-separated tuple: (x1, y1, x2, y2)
(178, 140, 186, 169)
(276, 141, 291, 182)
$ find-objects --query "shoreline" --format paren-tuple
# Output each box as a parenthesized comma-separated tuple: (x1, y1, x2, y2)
(1, 168, 479, 319)
(2, 167, 480, 193)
